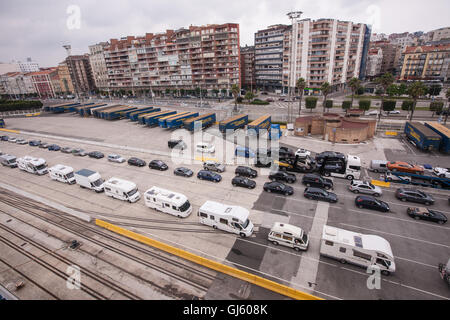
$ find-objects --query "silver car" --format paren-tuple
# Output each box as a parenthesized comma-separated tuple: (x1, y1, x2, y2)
(8, 137, 17, 143)
(203, 161, 225, 173)
(349, 180, 383, 197)
(16, 138, 27, 145)
(72, 148, 88, 157)
(108, 154, 126, 163)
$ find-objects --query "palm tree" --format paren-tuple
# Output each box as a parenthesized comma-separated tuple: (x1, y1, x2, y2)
(320, 82, 331, 115)
(407, 81, 427, 121)
(445, 88, 450, 124)
(348, 78, 361, 109)
(231, 84, 240, 112)
(296, 78, 306, 115)
(375, 73, 395, 99)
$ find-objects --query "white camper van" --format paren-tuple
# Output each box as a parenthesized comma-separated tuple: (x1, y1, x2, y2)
(74, 169, 105, 192)
(104, 177, 141, 203)
(17, 156, 48, 175)
(268, 222, 309, 251)
(198, 201, 254, 237)
(0, 154, 17, 168)
(48, 164, 76, 184)
(320, 225, 396, 275)
(144, 186, 192, 218)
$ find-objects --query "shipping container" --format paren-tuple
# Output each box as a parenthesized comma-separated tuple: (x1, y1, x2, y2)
(219, 114, 248, 132)
(404, 122, 441, 151)
(425, 122, 450, 154)
(183, 113, 216, 131)
(166, 112, 199, 129)
(247, 115, 271, 136)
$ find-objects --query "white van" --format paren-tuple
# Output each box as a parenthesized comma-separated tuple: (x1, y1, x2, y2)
(75, 169, 104, 192)
(369, 160, 388, 173)
(320, 225, 396, 275)
(0, 154, 17, 168)
(144, 186, 192, 218)
(48, 164, 76, 184)
(104, 177, 141, 203)
(17, 156, 48, 175)
(196, 142, 215, 154)
(268, 222, 309, 251)
(198, 201, 254, 237)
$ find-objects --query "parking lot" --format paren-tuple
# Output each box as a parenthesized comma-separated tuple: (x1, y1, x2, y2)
(1, 113, 449, 300)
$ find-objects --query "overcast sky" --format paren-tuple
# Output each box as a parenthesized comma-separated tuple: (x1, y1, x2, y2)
(1, 0, 449, 67)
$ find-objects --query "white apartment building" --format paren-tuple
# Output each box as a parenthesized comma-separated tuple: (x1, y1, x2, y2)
(0, 72, 36, 96)
(18, 58, 40, 73)
(89, 42, 109, 90)
(365, 48, 383, 77)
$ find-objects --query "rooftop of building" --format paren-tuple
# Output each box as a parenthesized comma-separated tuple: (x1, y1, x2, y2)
(405, 43, 450, 54)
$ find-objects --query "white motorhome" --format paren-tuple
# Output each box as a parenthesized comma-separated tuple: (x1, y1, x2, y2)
(320, 225, 396, 275)
(17, 156, 48, 175)
(74, 169, 105, 192)
(198, 201, 254, 237)
(324, 155, 361, 180)
(104, 177, 141, 203)
(268, 222, 309, 251)
(49, 164, 76, 184)
(144, 186, 192, 218)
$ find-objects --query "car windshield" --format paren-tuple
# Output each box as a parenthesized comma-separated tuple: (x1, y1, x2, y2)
(92, 179, 104, 187)
(242, 219, 250, 229)
(179, 200, 191, 212)
(66, 172, 74, 179)
(127, 189, 138, 197)
(302, 233, 308, 243)
(36, 164, 46, 170)
(369, 183, 375, 189)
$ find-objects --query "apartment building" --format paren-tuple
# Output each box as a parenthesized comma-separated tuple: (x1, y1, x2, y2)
(431, 27, 450, 42)
(103, 23, 240, 95)
(28, 68, 59, 98)
(368, 40, 400, 76)
(57, 62, 75, 94)
(18, 58, 40, 73)
(254, 24, 290, 92)
(282, 18, 370, 92)
(0, 72, 36, 96)
(89, 42, 109, 91)
(240, 45, 255, 90)
(400, 44, 450, 81)
(365, 48, 383, 78)
(65, 54, 97, 95)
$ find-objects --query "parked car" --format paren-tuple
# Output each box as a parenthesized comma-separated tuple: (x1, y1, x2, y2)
(407, 207, 447, 224)
(61, 147, 74, 154)
(127, 157, 146, 167)
(265, 98, 274, 102)
(369, 160, 389, 173)
(149, 160, 168, 171)
(355, 195, 390, 212)
(197, 170, 222, 183)
(29, 140, 41, 147)
(395, 188, 435, 205)
(8, 137, 17, 143)
(48, 144, 61, 151)
(264, 181, 294, 196)
(174, 167, 194, 177)
(203, 161, 225, 173)
(386, 110, 401, 115)
(0, 135, 8, 141)
(366, 110, 379, 116)
(349, 180, 382, 197)
(269, 171, 296, 184)
(387, 161, 424, 174)
(235, 166, 257, 178)
(383, 172, 412, 182)
(72, 148, 87, 157)
(269, 147, 295, 160)
(433, 167, 450, 179)
(88, 151, 104, 159)
(16, 138, 27, 145)
(232, 176, 256, 189)
(108, 154, 126, 163)
(302, 174, 333, 190)
(39, 142, 49, 149)
(295, 148, 311, 158)
(304, 187, 338, 203)
(168, 139, 187, 150)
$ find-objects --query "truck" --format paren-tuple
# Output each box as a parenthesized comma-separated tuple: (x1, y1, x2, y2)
(46, 102, 81, 113)
(127, 107, 156, 120)
(269, 124, 282, 140)
(102, 106, 137, 120)
(381, 171, 450, 190)
(247, 115, 271, 137)
(198, 201, 254, 237)
(144, 186, 192, 218)
(141, 110, 176, 126)
(219, 114, 248, 133)
(131, 108, 161, 122)
(104, 177, 141, 203)
(404, 122, 442, 152)
(276, 155, 317, 173)
(166, 112, 199, 129)
(0, 118, 5, 128)
(320, 225, 396, 275)
(159, 112, 190, 128)
(17, 156, 48, 175)
(316, 152, 361, 180)
(425, 122, 450, 154)
(48, 164, 76, 184)
(74, 169, 105, 192)
(183, 113, 216, 131)
(76, 103, 107, 117)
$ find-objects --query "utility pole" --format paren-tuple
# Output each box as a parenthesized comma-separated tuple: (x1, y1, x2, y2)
(287, 11, 303, 125)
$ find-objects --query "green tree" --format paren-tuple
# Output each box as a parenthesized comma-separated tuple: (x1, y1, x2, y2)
(382, 100, 396, 113)
(428, 84, 442, 98)
(375, 72, 395, 100)
(320, 82, 331, 114)
(358, 100, 371, 111)
(407, 81, 427, 121)
(212, 89, 219, 97)
(430, 101, 444, 117)
(244, 91, 255, 102)
(342, 101, 352, 113)
(296, 77, 306, 115)
(348, 78, 361, 108)
(305, 97, 318, 113)
(231, 84, 240, 111)
(324, 100, 333, 110)
(398, 83, 408, 96)
(221, 89, 227, 97)
(386, 84, 399, 97)
(401, 100, 414, 111)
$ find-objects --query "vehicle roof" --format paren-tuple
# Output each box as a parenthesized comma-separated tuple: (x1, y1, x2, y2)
(19, 156, 46, 165)
(356, 195, 376, 200)
(199, 201, 250, 221)
(306, 187, 326, 192)
(271, 222, 304, 237)
(75, 169, 97, 177)
(50, 164, 73, 174)
(144, 186, 187, 206)
(322, 226, 394, 259)
(220, 114, 247, 125)
(105, 177, 137, 191)
(0, 154, 16, 160)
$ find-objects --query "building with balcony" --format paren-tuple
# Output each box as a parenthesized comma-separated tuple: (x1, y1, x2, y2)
(28, 68, 59, 98)
(400, 44, 450, 81)
(57, 62, 75, 94)
(65, 54, 97, 95)
(240, 45, 255, 90)
(366, 48, 383, 78)
(0, 72, 36, 97)
(89, 42, 109, 91)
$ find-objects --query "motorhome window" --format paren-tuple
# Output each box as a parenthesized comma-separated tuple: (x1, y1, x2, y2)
(339, 247, 346, 253)
(353, 250, 372, 261)
(105, 187, 111, 191)
(354, 236, 363, 248)
(127, 189, 138, 197)
(242, 219, 250, 229)
(164, 203, 170, 208)
(219, 218, 228, 225)
(325, 241, 334, 246)
(272, 233, 282, 239)
(199, 212, 207, 218)
(66, 172, 74, 179)
(172, 205, 177, 210)
(380, 164, 386, 168)
(36, 164, 46, 170)
(283, 235, 293, 241)
(179, 201, 190, 212)
(210, 215, 215, 220)
(233, 223, 242, 230)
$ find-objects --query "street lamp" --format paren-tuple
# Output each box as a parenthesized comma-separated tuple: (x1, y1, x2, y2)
(287, 11, 303, 125)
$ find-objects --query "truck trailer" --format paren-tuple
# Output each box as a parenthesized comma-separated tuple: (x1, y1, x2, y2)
(166, 112, 199, 129)
(404, 122, 442, 151)
(183, 113, 216, 131)
(425, 122, 450, 154)
(76, 103, 107, 117)
(247, 115, 271, 136)
(158, 112, 190, 128)
(144, 110, 177, 126)
(91, 105, 123, 118)
(48, 102, 82, 113)
(0, 118, 5, 128)
(126, 107, 155, 120)
(103, 106, 137, 120)
(219, 114, 248, 133)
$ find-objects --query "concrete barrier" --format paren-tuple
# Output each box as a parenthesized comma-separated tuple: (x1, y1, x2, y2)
(371, 179, 390, 188)
(0, 128, 20, 134)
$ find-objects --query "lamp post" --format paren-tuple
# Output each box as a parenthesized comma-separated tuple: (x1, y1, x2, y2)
(287, 11, 303, 125)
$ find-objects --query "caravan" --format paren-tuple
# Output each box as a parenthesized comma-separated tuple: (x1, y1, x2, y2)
(198, 201, 254, 237)
(48, 164, 76, 184)
(17, 156, 48, 175)
(104, 177, 141, 203)
(320, 225, 396, 275)
(268, 222, 309, 251)
(144, 186, 192, 218)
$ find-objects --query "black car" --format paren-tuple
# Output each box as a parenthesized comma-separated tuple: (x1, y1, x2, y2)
(395, 188, 435, 205)
(149, 160, 168, 171)
(269, 147, 295, 160)
(168, 139, 187, 150)
(235, 166, 257, 178)
(269, 171, 296, 184)
(355, 195, 390, 212)
(174, 167, 193, 177)
(302, 174, 333, 190)
(263, 182, 294, 196)
(29, 140, 41, 147)
(0, 135, 8, 141)
(407, 207, 447, 224)
(88, 151, 104, 159)
(232, 176, 256, 189)
(48, 144, 61, 151)
(128, 157, 146, 167)
(316, 151, 346, 164)
(304, 187, 338, 203)
(197, 170, 222, 183)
